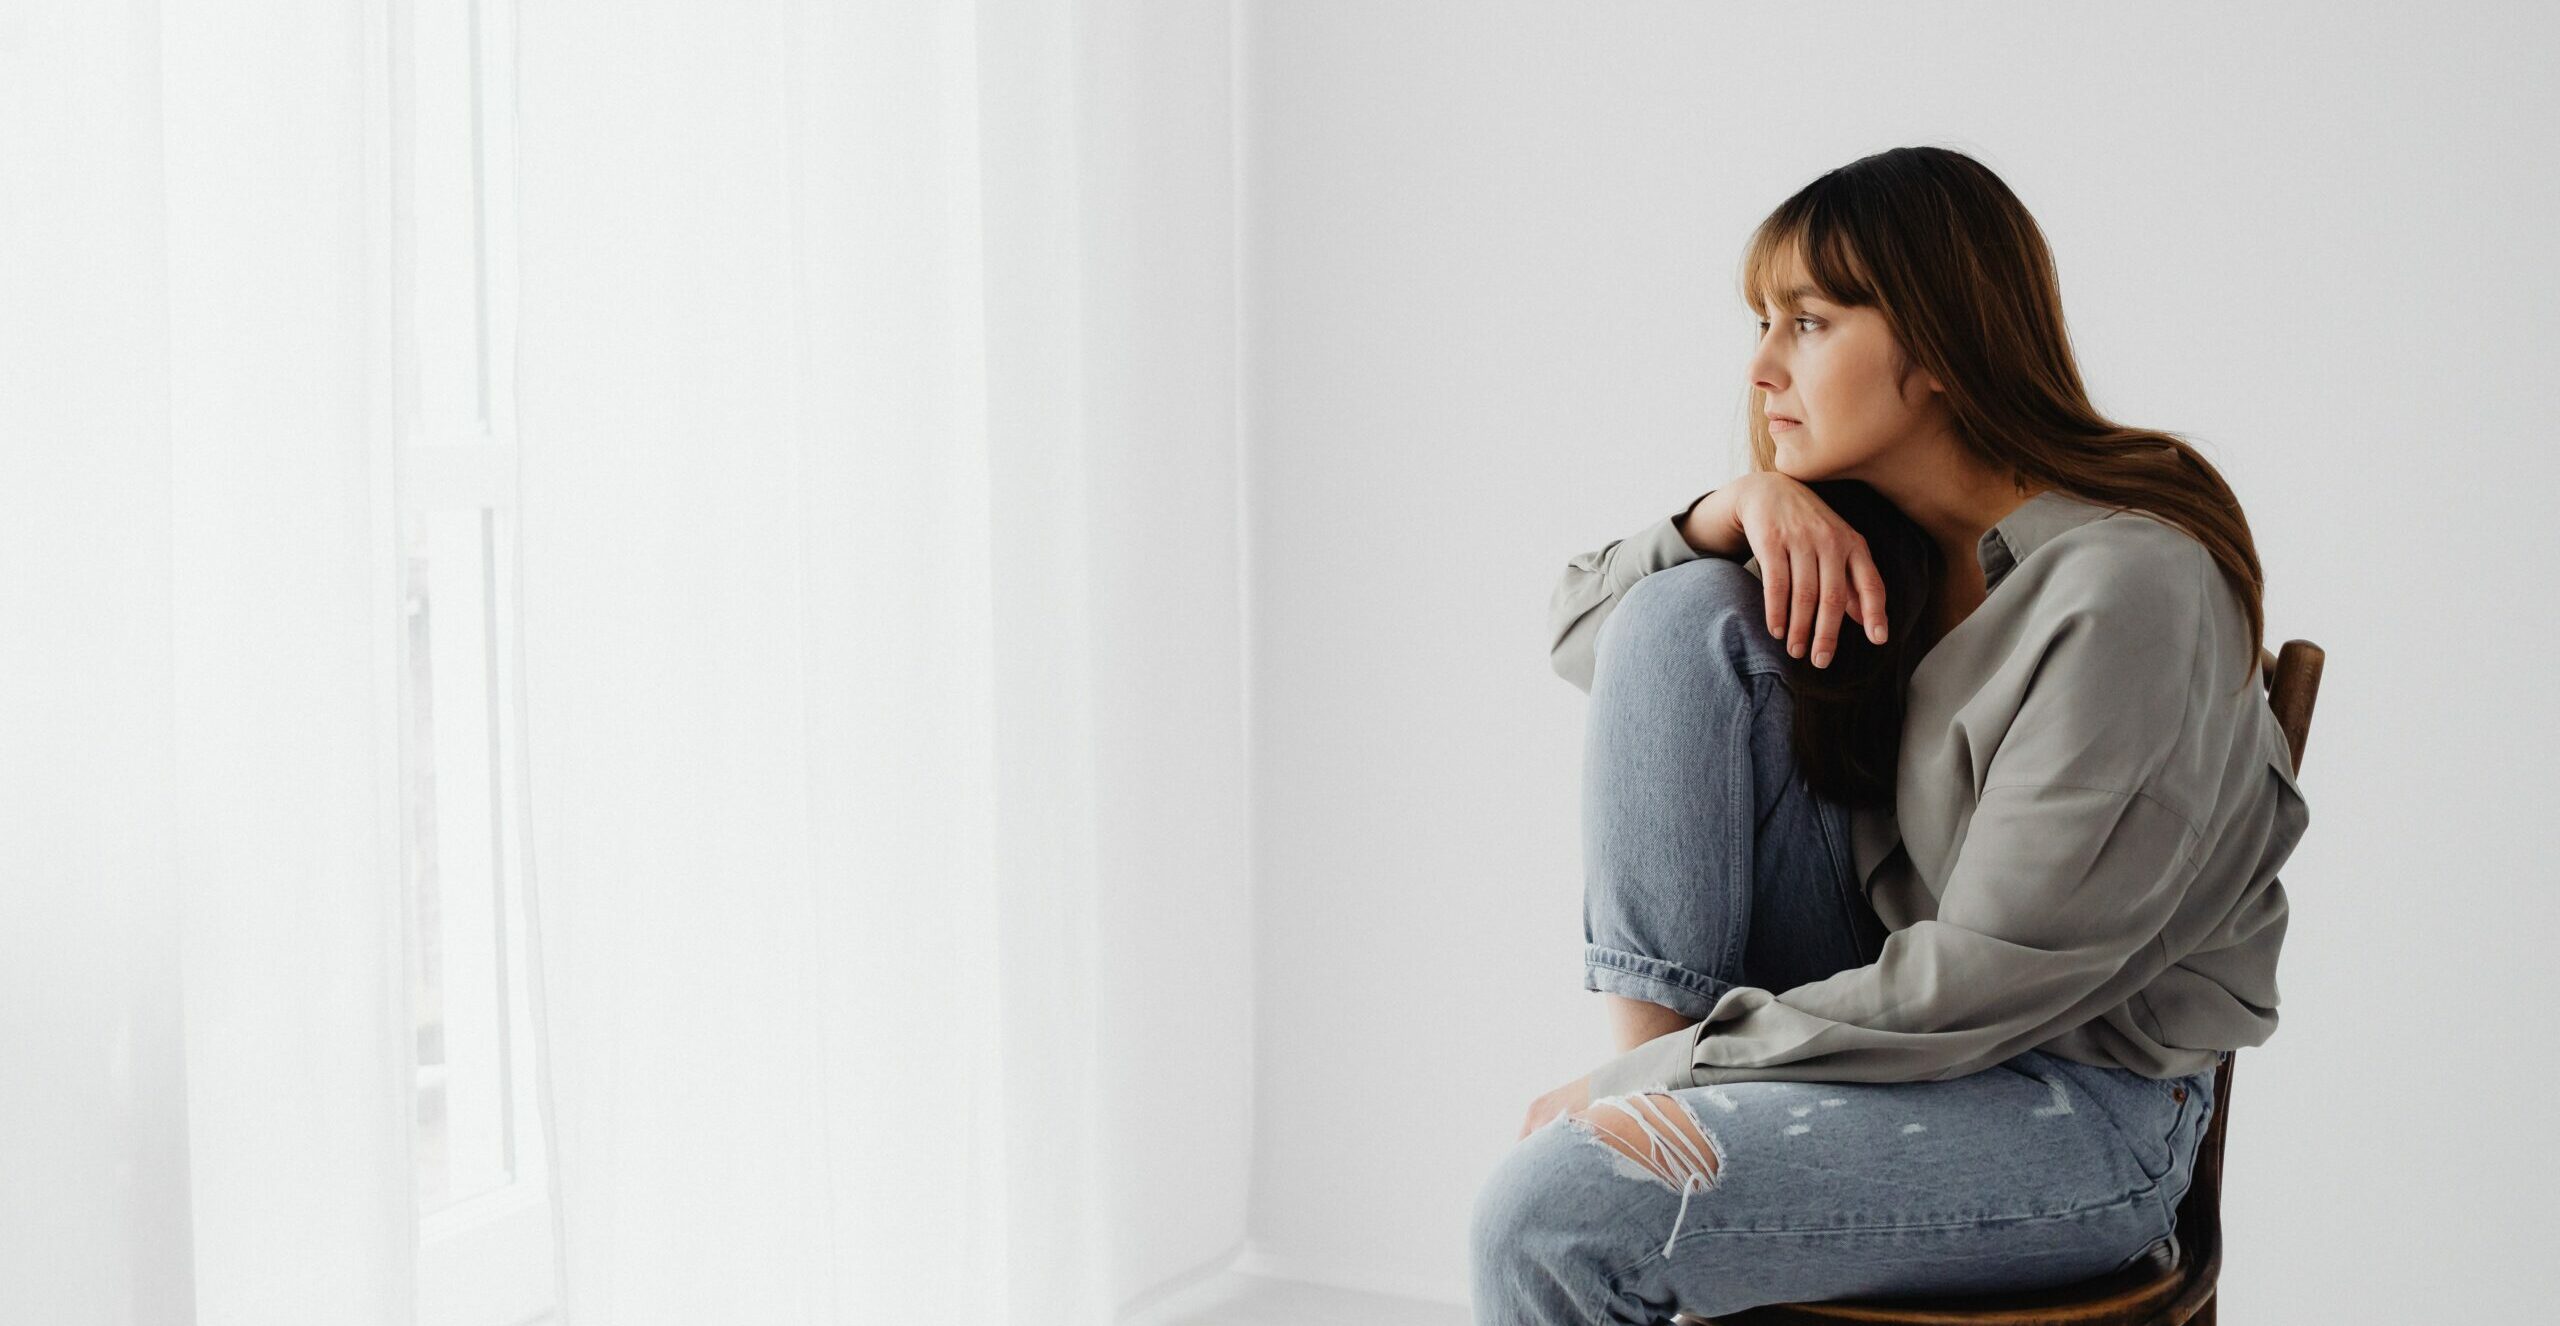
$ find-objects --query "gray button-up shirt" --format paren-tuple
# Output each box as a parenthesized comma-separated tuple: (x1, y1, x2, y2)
(1554, 488, 2309, 1094)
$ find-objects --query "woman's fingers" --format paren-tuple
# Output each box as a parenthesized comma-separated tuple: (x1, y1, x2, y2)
(1786, 543, 1821, 660)
(1810, 556, 1853, 667)
(1767, 534, 1887, 668)
(1734, 485, 1890, 666)
(1849, 544, 1890, 645)
(1761, 541, 1793, 642)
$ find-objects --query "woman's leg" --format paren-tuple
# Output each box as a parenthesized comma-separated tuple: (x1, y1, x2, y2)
(1578, 556, 1886, 1050)
(1470, 1051, 2215, 1324)
(1475, 560, 2221, 1323)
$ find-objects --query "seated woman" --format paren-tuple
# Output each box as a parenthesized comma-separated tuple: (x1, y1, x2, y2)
(1470, 145, 2309, 1325)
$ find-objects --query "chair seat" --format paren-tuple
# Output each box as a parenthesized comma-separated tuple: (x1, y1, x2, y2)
(1690, 1233, 2204, 1324)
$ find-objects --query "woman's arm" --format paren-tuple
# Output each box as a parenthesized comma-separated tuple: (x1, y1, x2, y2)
(1546, 490, 1728, 692)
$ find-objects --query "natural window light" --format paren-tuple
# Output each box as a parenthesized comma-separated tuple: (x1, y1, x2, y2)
(391, 2, 555, 1323)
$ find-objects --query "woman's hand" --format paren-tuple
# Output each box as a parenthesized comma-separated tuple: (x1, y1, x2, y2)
(1724, 472, 1891, 669)
(1518, 1073, 1594, 1141)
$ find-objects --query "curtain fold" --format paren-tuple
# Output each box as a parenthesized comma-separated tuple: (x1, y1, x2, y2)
(1, 3, 199, 1320)
(5, 3, 412, 1325)
(514, 2, 1116, 1320)
(163, 0, 415, 1317)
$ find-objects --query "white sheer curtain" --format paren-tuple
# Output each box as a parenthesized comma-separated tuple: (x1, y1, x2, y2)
(5, 2, 412, 1324)
(510, 1, 1117, 1319)
(9, 2, 1248, 1323)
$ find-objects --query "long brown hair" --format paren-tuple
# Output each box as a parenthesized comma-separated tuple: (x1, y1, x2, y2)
(1740, 146, 2272, 810)
(1772, 479, 1943, 810)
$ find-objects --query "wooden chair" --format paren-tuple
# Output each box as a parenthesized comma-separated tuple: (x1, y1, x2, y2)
(1687, 639, 2324, 1326)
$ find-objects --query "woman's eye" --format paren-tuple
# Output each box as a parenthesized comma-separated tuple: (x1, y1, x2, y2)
(1753, 317, 1822, 335)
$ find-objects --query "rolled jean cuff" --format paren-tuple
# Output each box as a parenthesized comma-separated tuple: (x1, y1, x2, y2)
(1583, 945, 1736, 1021)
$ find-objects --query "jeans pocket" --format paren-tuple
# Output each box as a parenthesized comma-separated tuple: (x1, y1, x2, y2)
(2101, 1069, 2193, 1187)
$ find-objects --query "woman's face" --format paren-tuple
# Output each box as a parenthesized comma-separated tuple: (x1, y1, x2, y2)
(1745, 277, 1945, 484)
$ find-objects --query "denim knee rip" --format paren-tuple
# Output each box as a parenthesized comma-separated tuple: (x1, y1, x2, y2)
(1564, 1092, 1729, 1258)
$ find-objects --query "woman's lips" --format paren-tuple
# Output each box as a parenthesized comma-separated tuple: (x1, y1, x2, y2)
(1768, 417, 1801, 431)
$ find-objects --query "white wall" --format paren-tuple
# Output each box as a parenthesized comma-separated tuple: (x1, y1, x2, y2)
(1081, 1, 1261, 1313)
(1232, 1, 2560, 1315)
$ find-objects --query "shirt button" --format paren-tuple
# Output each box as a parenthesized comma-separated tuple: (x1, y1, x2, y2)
(2171, 1086, 2188, 1102)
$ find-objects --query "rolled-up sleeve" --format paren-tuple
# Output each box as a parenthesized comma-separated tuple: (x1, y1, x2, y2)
(1585, 547, 2214, 1096)
(1548, 496, 1715, 693)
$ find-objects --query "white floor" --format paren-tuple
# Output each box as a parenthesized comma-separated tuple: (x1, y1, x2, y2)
(1122, 1269, 1473, 1326)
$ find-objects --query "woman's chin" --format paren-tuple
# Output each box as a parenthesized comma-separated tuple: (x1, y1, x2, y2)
(1773, 451, 1849, 486)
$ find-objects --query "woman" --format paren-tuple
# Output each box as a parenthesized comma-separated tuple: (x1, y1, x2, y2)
(1469, 146, 2310, 1323)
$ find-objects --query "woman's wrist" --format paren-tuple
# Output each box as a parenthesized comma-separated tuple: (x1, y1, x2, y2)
(1676, 485, 1749, 557)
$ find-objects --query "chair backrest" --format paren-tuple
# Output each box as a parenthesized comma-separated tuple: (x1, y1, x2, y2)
(2174, 638, 2324, 1284)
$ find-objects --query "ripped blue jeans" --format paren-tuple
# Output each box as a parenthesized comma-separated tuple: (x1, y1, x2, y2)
(1471, 556, 2220, 1324)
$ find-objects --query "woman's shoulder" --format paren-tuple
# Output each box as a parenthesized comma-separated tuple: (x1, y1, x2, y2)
(2024, 506, 2265, 698)
(2022, 506, 2216, 624)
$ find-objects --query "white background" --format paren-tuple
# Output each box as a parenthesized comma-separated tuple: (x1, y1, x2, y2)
(1230, 2, 2557, 1317)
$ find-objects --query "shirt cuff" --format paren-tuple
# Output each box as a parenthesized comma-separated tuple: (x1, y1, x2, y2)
(1618, 513, 1710, 586)
(1585, 1021, 1705, 1099)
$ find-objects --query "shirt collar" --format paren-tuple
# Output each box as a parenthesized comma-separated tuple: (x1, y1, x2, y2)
(1976, 488, 2122, 592)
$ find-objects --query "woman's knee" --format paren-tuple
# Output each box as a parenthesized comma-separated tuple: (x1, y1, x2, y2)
(1596, 558, 1776, 681)
(1473, 1120, 1717, 1316)
(1470, 1125, 1584, 1270)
